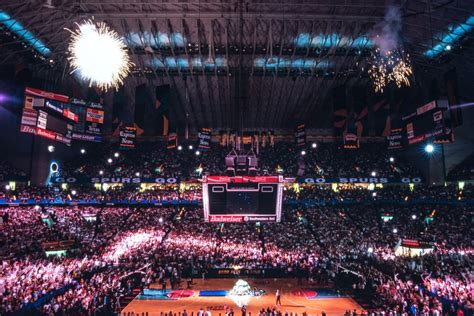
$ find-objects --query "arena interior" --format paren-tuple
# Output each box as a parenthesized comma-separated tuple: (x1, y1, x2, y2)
(0, 1, 474, 315)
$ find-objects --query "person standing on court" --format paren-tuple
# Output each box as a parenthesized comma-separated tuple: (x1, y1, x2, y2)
(241, 305, 247, 316)
(276, 289, 281, 305)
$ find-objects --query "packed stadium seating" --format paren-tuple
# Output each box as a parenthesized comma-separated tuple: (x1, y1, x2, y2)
(0, 143, 472, 315)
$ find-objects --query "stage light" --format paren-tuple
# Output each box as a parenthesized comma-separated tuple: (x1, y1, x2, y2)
(424, 144, 434, 153)
(411, 214, 417, 220)
(393, 228, 398, 233)
(301, 150, 306, 156)
(71, 190, 77, 196)
(107, 158, 113, 163)
(367, 247, 374, 253)
(177, 145, 183, 151)
(80, 148, 86, 154)
(195, 150, 200, 156)
(114, 152, 119, 158)
(460, 250, 465, 256)
(372, 192, 377, 197)
(66, 19, 133, 91)
(371, 171, 376, 177)
(5, 185, 10, 191)
(311, 143, 317, 148)
(135, 172, 140, 177)
(188, 145, 193, 150)
(446, 45, 451, 51)
(389, 157, 394, 162)
(99, 170, 104, 175)
(47, 145, 55, 152)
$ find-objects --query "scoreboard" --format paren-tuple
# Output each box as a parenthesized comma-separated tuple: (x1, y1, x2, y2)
(20, 88, 77, 145)
(202, 176, 283, 223)
(403, 101, 445, 145)
(37, 110, 69, 135)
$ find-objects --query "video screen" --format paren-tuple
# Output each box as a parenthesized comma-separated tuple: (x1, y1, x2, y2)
(207, 183, 278, 215)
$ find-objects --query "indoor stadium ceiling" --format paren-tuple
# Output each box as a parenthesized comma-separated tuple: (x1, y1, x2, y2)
(1, 0, 474, 129)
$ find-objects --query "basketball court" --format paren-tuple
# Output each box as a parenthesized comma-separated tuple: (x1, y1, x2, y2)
(122, 278, 364, 316)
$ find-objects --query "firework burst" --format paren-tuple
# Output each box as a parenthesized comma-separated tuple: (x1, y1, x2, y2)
(66, 20, 134, 91)
(368, 47, 413, 93)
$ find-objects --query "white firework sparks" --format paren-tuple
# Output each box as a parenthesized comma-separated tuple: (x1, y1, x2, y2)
(66, 20, 134, 91)
(368, 47, 413, 93)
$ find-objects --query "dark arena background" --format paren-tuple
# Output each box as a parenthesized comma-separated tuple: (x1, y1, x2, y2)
(0, 1, 474, 315)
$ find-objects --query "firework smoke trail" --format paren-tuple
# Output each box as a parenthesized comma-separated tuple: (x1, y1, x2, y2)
(368, 5, 413, 93)
(370, 5, 402, 55)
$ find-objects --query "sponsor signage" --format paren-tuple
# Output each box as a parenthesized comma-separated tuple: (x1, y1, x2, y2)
(294, 124, 306, 147)
(33, 99, 78, 123)
(49, 176, 179, 184)
(120, 126, 137, 149)
(71, 133, 102, 142)
(20, 124, 71, 145)
(299, 177, 423, 184)
(386, 128, 404, 150)
(205, 176, 281, 183)
(198, 128, 212, 150)
(68, 99, 104, 142)
(86, 108, 104, 124)
(25, 87, 69, 103)
(208, 215, 277, 223)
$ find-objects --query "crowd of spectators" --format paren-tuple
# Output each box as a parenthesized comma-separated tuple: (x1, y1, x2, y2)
(49, 141, 421, 180)
(0, 199, 472, 315)
(0, 142, 472, 315)
(0, 159, 26, 181)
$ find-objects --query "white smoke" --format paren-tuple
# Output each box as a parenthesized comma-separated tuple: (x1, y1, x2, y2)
(370, 5, 402, 54)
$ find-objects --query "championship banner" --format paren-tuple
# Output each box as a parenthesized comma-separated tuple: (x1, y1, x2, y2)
(156, 84, 170, 136)
(49, 176, 179, 184)
(269, 130, 275, 147)
(119, 126, 137, 149)
(167, 132, 177, 149)
(242, 131, 253, 150)
(295, 124, 306, 147)
(386, 128, 404, 150)
(198, 128, 212, 150)
(298, 177, 423, 184)
(219, 131, 228, 147)
(343, 132, 359, 149)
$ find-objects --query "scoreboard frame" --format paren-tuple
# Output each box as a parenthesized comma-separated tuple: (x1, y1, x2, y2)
(202, 175, 284, 223)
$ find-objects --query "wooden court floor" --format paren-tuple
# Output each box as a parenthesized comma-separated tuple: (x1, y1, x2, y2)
(122, 278, 364, 316)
